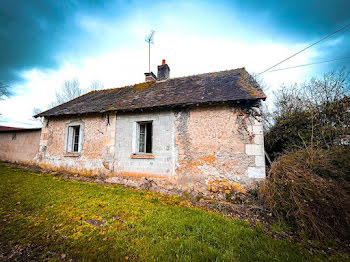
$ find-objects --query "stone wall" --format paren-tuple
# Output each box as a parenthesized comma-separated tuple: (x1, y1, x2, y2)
(36, 103, 265, 196)
(0, 129, 41, 163)
(173, 104, 265, 194)
(36, 113, 116, 176)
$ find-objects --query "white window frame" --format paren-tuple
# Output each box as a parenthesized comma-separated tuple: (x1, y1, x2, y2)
(133, 121, 153, 154)
(65, 121, 84, 154)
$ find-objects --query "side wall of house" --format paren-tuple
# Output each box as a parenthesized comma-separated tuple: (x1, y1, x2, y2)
(36, 103, 265, 196)
(173, 104, 265, 194)
(0, 130, 41, 163)
(36, 114, 116, 176)
(107, 104, 265, 195)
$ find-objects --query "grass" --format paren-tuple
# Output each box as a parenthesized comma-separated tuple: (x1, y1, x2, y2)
(0, 163, 348, 261)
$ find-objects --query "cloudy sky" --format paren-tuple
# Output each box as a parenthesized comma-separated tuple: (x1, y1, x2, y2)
(0, 0, 349, 127)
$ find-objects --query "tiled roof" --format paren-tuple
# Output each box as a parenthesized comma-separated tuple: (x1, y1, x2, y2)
(35, 68, 266, 117)
(0, 126, 41, 132)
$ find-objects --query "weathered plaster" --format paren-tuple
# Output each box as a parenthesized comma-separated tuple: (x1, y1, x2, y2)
(0, 130, 41, 163)
(36, 113, 116, 176)
(36, 103, 266, 197)
(173, 104, 265, 194)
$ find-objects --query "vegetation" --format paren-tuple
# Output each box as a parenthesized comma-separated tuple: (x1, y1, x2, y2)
(264, 69, 350, 160)
(0, 81, 11, 116)
(0, 164, 347, 261)
(261, 68, 350, 244)
(260, 146, 350, 241)
(33, 78, 104, 120)
(0, 81, 10, 101)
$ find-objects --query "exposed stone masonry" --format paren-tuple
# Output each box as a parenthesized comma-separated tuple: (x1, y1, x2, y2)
(34, 103, 265, 198)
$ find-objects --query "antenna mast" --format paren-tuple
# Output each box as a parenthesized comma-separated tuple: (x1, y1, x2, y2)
(145, 30, 155, 73)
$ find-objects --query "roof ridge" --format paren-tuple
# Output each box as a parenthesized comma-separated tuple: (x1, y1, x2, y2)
(36, 67, 265, 118)
(81, 67, 246, 94)
(166, 67, 245, 82)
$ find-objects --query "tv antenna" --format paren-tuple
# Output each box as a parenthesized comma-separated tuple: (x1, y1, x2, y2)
(145, 30, 155, 73)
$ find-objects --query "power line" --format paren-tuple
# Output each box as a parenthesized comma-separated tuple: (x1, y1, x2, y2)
(265, 56, 350, 73)
(258, 23, 350, 75)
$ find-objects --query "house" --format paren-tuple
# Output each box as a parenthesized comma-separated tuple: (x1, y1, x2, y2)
(34, 61, 266, 196)
(0, 125, 41, 163)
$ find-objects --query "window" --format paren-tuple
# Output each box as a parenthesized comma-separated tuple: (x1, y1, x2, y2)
(138, 122, 152, 153)
(12, 132, 16, 140)
(67, 125, 81, 153)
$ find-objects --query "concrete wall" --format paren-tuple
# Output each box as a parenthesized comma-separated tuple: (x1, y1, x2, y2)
(113, 111, 176, 179)
(0, 129, 41, 163)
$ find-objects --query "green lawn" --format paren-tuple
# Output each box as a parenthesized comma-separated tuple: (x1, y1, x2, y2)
(0, 163, 347, 261)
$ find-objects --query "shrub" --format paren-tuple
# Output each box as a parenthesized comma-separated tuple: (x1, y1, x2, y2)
(259, 147, 350, 241)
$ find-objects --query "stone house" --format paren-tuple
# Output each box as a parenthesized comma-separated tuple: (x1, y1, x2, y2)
(0, 126, 41, 163)
(34, 61, 266, 196)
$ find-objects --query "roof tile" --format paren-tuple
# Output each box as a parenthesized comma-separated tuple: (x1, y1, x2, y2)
(36, 68, 266, 117)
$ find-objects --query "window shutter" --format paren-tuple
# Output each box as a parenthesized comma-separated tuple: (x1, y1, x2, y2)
(78, 126, 83, 153)
(131, 122, 137, 154)
(67, 126, 73, 152)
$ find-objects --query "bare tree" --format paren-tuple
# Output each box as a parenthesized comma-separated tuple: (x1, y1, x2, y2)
(265, 68, 350, 158)
(32, 107, 44, 124)
(33, 78, 101, 119)
(301, 68, 350, 108)
(0, 81, 10, 101)
(50, 78, 83, 107)
(90, 80, 104, 91)
(0, 81, 11, 117)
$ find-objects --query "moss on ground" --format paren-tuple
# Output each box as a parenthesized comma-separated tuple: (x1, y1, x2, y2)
(0, 163, 348, 261)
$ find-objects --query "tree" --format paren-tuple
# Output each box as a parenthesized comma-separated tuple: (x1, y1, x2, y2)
(33, 78, 104, 121)
(90, 80, 104, 91)
(49, 78, 83, 108)
(0, 81, 10, 101)
(32, 107, 44, 124)
(0, 81, 11, 117)
(265, 68, 350, 160)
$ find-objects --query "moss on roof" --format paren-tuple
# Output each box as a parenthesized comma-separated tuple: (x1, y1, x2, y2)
(36, 68, 266, 118)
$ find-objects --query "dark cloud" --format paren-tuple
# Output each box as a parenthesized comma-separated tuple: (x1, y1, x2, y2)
(1, 0, 349, 85)
(232, 0, 350, 70)
(0, 0, 119, 84)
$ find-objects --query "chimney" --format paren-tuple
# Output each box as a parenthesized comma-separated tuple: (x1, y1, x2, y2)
(144, 72, 157, 82)
(157, 59, 170, 81)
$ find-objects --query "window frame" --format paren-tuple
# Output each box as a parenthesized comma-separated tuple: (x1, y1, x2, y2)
(65, 120, 84, 154)
(136, 121, 153, 154)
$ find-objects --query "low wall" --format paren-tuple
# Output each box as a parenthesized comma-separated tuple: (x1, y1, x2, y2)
(0, 129, 41, 163)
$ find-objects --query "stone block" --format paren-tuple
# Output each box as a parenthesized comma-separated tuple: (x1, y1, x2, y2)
(247, 167, 265, 178)
(246, 144, 264, 156)
(254, 134, 264, 145)
(255, 155, 265, 167)
(253, 125, 263, 135)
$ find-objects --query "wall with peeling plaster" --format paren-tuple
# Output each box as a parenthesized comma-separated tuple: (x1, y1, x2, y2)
(0, 130, 41, 163)
(35, 103, 265, 196)
(173, 104, 265, 194)
(36, 113, 116, 176)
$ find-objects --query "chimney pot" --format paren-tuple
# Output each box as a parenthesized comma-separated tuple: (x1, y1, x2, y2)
(157, 60, 170, 81)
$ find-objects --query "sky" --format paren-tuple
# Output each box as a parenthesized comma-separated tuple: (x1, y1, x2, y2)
(0, 0, 349, 127)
